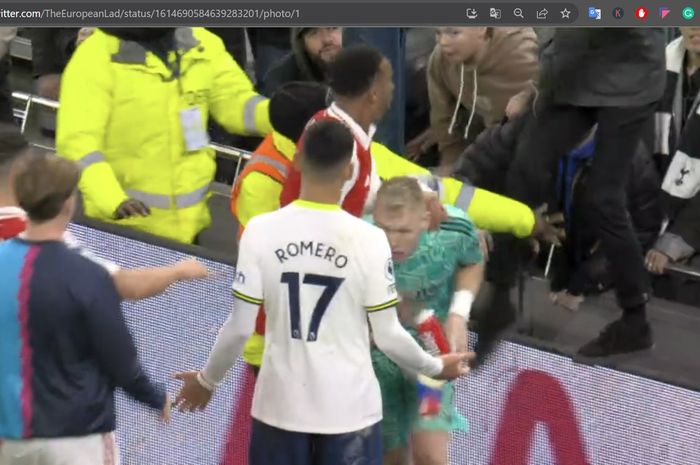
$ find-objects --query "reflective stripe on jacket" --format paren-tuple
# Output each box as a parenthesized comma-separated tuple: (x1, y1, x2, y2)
(230, 132, 292, 239)
(57, 27, 271, 243)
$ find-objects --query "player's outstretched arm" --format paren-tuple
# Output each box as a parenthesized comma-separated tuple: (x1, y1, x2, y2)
(113, 259, 209, 300)
(369, 309, 472, 380)
(444, 263, 484, 353)
(444, 221, 486, 352)
(416, 175, 566, 245)
(174, 297, 259, 412)
(63, 231, 209, 300)
(175, 226, 263, 413)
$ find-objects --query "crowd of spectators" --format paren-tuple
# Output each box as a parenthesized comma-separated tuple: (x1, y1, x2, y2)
(2, 25, 700, 333)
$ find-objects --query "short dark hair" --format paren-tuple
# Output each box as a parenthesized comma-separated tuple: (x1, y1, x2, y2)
(0, 124, 30, 178)
(328, 45, 385, 98)
(13, 155, 81, 223)
(300, 119, 354, 178)
(269, 82, 330, 142)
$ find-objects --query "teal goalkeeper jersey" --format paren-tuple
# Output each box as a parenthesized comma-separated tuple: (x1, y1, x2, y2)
(369, 205, 482, 323)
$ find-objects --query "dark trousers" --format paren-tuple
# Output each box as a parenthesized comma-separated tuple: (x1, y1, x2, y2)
(207, 28, 247, 68)
(249, 419, 383, 465)
(0, 57, 14, 124)
(503, 100, 656, 309)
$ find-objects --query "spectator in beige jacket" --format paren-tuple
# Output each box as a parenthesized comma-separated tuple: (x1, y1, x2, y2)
(427, 27, 539, 172)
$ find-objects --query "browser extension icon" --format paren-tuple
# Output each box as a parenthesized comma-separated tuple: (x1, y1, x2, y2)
(588, 7, 602, 20)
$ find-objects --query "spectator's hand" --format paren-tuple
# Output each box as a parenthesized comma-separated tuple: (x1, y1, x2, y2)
(424, 191, 448, 231)
(478, 230, 493, 262)
(505, 89, 533, 120)
(114, 199, 151, 219)
(174, 371, 213, 413)
(645, 249, 670, 275)
(435, 352, 475, 380)
(405, 128, 437, 161)
(444, 314, 468, 353)
(36, 73, 61, 101)
(530, 204, 565, 247)
(549, 290, 584, 312)
(173, 259, 209, 281)
(161, 394, 173, 424)
(77, 27, 96, 46)
(432, 164, 456, 177)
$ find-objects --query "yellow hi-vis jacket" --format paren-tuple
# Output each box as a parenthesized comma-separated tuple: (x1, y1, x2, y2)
(233, 132, 535, 367)
(56, 27, 272, 243)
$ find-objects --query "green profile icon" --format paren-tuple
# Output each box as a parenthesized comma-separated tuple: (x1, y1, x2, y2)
(683, 7, 695, 20)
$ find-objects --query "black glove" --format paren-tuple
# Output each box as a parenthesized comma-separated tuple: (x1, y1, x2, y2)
(531, 205, 566, 247)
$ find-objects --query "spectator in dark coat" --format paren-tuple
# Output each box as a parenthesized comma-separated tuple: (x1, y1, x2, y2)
(262, 28, 342, 97)
(644, 28, 700, 307)
(549, 134, 662, 311)
(646, 28, 700, 275)
(466, 28, 667, 361)
(456, 112, 663, 311)
(27, 28, 82, 101)
(26, 28, 87, 137)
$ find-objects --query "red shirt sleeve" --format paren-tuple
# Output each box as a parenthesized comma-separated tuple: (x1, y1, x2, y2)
(0, 217, 28, 240)
(279, 164, 302, 208)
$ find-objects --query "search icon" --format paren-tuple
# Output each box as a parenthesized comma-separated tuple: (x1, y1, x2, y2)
(514, 7, 524, 18)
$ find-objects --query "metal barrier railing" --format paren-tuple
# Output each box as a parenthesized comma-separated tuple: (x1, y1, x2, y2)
(11, 91, 253, 183)
(11, 94, 700, 285)
(666, 263, 700, 282)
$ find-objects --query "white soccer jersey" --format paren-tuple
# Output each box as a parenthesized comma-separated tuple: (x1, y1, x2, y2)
(233, 199, 399, 434)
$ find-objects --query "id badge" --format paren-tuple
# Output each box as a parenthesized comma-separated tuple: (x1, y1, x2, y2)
(180, 107, 209, 152)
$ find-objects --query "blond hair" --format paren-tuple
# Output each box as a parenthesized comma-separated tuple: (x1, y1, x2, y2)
(375, 177, 425, 213)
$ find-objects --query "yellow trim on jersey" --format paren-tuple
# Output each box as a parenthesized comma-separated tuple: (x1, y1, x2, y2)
(232, 289, 264, 305)
(366, 298, 399, 313)
(292, 199, 342, 211)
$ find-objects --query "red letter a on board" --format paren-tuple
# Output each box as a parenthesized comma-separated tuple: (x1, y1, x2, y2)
(489, 369, 589, 465)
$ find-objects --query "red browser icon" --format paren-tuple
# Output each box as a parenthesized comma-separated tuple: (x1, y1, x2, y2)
(635, 6, 649, 20)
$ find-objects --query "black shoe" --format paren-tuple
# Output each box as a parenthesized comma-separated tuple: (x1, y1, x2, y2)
(577, 317, 653, 357)
(472, 329, 499, 369)
(471, 286, 516, 369)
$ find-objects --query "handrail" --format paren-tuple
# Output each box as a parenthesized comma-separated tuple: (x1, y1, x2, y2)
(10, 91, 253, 162)
(12, 91, 59, 110)
(12, 94, 700, 282)
(666, 263, 700, 282)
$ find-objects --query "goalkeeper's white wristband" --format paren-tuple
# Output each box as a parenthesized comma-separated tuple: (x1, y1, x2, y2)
(197, 371, 217, 392)
(448, 290, 475, 320)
